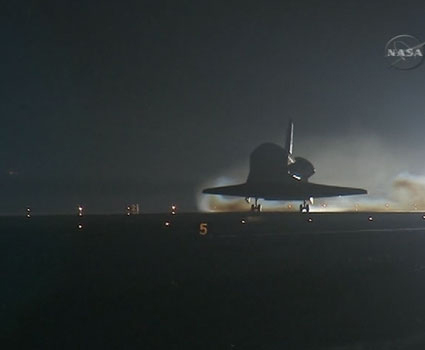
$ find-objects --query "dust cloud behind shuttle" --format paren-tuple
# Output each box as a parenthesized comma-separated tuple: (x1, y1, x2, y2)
(197, 128, 425, 212)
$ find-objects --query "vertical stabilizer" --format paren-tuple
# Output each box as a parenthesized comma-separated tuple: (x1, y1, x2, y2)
(285, 119, 294, 155)
(285, 119, 294, 163)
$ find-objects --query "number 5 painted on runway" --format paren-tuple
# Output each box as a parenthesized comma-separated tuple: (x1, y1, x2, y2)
(199, 222, 208, 235)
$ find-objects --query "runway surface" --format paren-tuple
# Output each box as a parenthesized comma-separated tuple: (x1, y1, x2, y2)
(3, 212, 425, 349)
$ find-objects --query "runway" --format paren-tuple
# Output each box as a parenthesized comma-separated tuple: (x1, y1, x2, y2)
(152, 211, 425, 237)
(3, 212, 425, 349)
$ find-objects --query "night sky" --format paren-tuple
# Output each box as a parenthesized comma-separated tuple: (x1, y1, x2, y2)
(2, 1, 425, 214)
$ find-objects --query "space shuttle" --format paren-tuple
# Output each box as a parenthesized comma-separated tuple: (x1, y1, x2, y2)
(203, 120, 367, 212)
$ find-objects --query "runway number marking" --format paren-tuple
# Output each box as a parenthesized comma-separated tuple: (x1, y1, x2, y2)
(199, 223, 208, 235)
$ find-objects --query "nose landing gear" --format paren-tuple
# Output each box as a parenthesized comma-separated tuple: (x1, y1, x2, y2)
(299, 200, 310, 213)
(250, 198, 262, 212)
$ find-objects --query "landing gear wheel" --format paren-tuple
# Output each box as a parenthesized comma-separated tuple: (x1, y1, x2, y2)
(251, 204, 262, 212)
(299, 201, 310, 213)
(250, 199, 262, 212)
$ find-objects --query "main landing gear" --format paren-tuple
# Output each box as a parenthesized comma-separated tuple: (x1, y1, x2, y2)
(248, 198, 262, 212)
(299, 200, 310, 213)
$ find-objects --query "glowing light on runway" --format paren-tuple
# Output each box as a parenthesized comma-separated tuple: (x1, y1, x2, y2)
(368, 216, 373, 221)
(164, 221, 170, 227)
(26, 207, 31, 218)
(78, 205, 83, 217)
(307, 218, 313, 222)
(78, 224, 83, 229)
(241, 219, 246, 224)
(126, 204, 140, 215)
(170, 205, 177, 215)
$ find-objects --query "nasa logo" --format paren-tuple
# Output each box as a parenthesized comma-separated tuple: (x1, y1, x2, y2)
(385, 35, 425, 70)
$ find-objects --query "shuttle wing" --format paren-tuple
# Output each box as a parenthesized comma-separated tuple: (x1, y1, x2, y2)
(203, 183, 251, 197)
(203, 181, 367, 200)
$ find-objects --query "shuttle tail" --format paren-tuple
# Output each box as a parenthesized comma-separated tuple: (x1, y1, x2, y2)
(285, 119, 294, 163)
